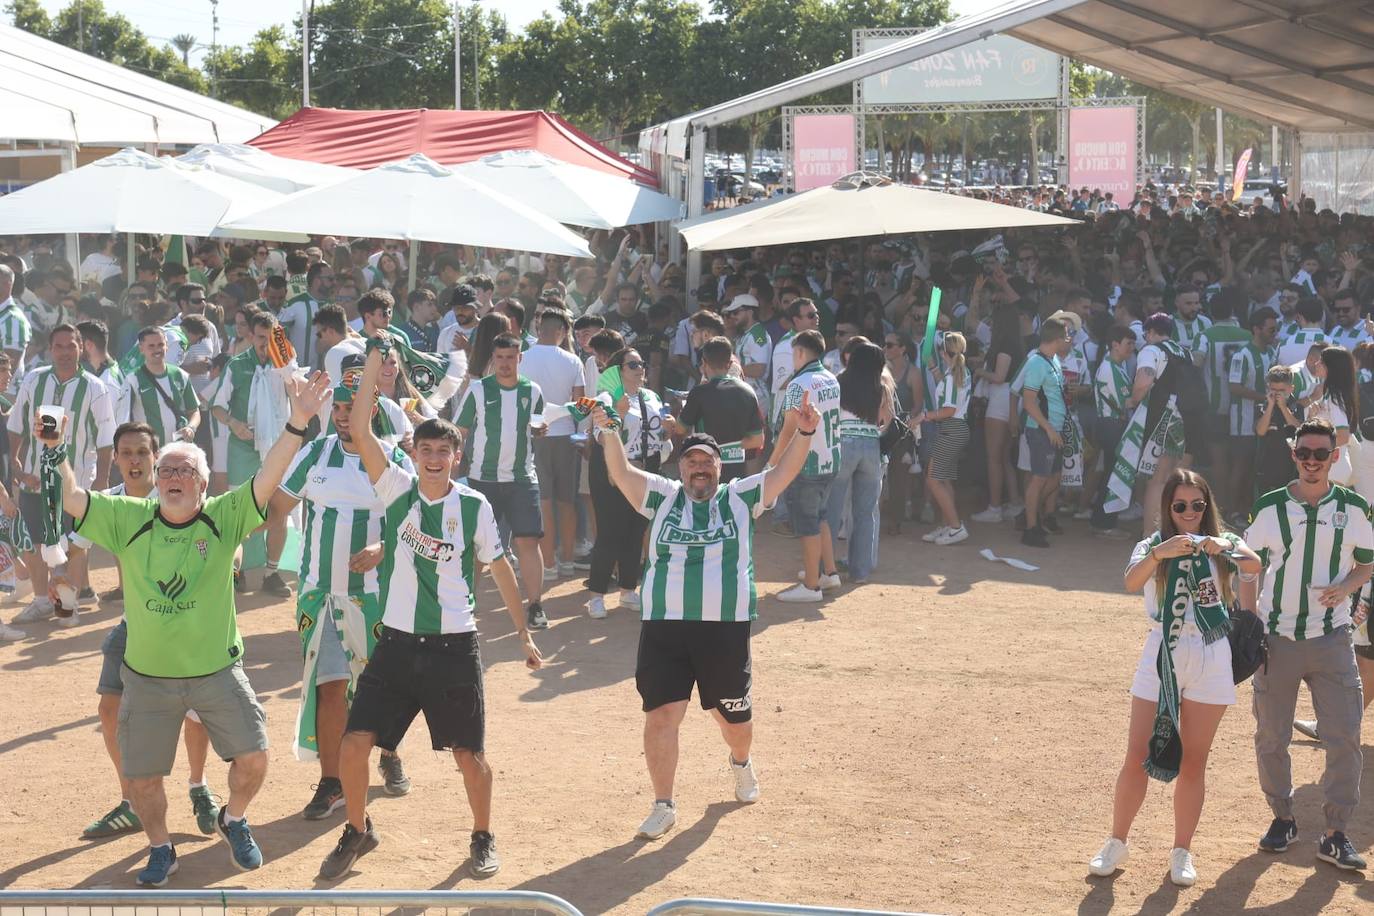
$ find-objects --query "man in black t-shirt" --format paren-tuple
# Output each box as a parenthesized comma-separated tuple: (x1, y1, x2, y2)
(675, 337, 764, 483)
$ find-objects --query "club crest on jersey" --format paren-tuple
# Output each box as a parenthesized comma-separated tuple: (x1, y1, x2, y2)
(195, 538, 208, 559)
(400, 520, 455, 563)
(1334, 511, 1348, 529)
(410, 364, 436, 390)
(446, 517, 458, 536)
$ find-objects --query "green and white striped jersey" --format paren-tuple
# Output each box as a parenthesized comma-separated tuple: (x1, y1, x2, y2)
(1093, 358, 1132, 421)
(1197, 320, 1252, 416)
(453, 375, 545, 483)
(279, 294, 321, 369)
(1246, 484, 1374, 640)
(780, 360, 841, 477)
(6, 366, 114, 484)
(933, 368, 971, 420)
(1173, 314, 1212, 352)
(281, 436, 415, 596)
(1328, 323, 1373, 350)
(638, 472, 767, 622)
(374, 466, 504, 635)
(735, 321, 771, 405)
(1277, 327, 1327, 367)
(1227, 343, 1272, 436)
(121, 365, 200, 446)
(0, 298, 32, 381)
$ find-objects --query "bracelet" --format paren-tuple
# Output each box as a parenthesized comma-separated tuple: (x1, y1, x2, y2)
(283, 422, 308, 438)
(799, 429, 815, 437)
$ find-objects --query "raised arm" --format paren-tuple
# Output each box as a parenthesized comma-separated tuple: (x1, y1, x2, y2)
(591, 406, 650, 510)
(252, 370, 331, 509)
(761, 390, 819, 507)
(349, 342, 391, 485)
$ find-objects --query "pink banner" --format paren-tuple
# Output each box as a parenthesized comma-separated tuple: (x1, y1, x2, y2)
(793, 115, 856, 191)
(1232, 147, 1253, 201)
(1067, 106, 1136, 197)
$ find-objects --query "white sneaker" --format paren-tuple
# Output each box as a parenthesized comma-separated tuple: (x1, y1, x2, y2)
(1169, 847, 1196, 887)
(921, 526, 949, 543)
(796, 571, 841, 591)
(1120, 503, 1144, 522)
(576, 539, 594, 556)
(970, 506, 1003, 523)
(636, 801, 677, 840)
(1088, 837, 1129, 876)
(13, 598, 54, 624)
(585, 595, 607, 619)
(619, 590, 641, 612)
(730, 755, 759, 803)
(4, 578, 32, 605)
(542, 565, 560, 582)
(558, 560, 577, 578)
(54, 605, 79, 628)
(1073, 507, 1094, 520)
(776, 583, 823, 603)
(1002, 502, 1024, 516)
(934, 524, 969, 545)
(0, 622, 24, 640)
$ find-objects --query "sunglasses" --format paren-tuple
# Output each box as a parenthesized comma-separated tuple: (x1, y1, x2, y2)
(189, 297, 207, 304)
(624, 360, 645, 370)
(1294, 446, 1333, 462)
(1171, 499, 1208, 514)
(798, 311, 819, 319)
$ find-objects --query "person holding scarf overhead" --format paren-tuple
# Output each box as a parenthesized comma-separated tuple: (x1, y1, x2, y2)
(1089, 469, 1261, 887)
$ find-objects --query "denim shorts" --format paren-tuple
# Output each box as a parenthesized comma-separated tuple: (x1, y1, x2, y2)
(1023, 426, 1063, 477)
(97, 619, 128, 695)
(785, 473, 835, 537)
(467, 479, 544, 539)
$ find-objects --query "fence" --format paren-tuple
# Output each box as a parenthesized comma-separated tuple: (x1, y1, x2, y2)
(0, 890, 584, 916)
(646, 899, 936, 916)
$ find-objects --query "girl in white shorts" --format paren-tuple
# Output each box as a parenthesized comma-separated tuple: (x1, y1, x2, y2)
(1089, 469, 1262, 888)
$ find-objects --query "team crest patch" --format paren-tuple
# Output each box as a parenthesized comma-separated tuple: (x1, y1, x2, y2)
(446, 517, 458, 536)
(195, 538, 208, 559)
(298, 611, 315, 635)
(1335, 511, 1349, 529)
(410, 364, 436, 390)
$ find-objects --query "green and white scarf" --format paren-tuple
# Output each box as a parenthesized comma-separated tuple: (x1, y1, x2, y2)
(38, 445, 68, 568)
(1145, 533, 1233, 782)
(1104, 395, 1185, 515)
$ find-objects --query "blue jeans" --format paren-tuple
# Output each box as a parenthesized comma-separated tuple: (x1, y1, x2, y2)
(826, 436, 882, 582)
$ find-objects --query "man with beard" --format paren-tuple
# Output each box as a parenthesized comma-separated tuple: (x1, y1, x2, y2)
(590, 389, 818, 841)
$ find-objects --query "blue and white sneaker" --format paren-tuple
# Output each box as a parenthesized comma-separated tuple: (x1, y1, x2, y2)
(136, 844, 178, 887)
(1318, 831, 1367, 870)
(216, 809, 263, 871)
(1259, 817, 1297, 852)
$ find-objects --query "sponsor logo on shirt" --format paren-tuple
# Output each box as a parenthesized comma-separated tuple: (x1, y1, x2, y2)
(658, 516, 739, 547)
(400, 520, 454, 563)
(145, 571, 196, 616)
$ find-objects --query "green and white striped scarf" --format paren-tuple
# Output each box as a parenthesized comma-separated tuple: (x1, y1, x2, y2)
(1104, 391, 1186, 514)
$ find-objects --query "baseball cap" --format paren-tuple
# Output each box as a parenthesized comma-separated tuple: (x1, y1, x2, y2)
(680, 433, 721, 459)
(722, 293, 759, 314)
(450, 284, 477, 307)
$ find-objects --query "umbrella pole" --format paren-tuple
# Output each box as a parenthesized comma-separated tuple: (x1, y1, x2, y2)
(408, 242, 419, 294)
(126, 232, 137, 283)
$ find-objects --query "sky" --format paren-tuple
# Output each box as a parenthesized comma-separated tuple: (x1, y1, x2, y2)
(36, 0, 1001, 66)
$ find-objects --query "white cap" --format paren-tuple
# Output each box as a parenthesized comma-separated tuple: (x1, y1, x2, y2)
(722, 293, 760, 314)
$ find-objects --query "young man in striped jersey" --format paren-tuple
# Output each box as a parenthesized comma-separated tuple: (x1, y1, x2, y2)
(592, 389, 818, 841)
(1276, 296, 1328, 367)
(1327, 289, 1371, 350)
(1196, 291, 1253, 527)
(0, 264, 32, 386)
(7, 324, 114, 627)
(120, 328, 201, 447)
(453, 334, 548, 630)
(1226, 308, 1279, 517)
(279, 263, 332, 371)
(319, 340, 542, 881)
(1245, 419, 1374, 871)
(272, 378, 415, 819)
(1172, 285, 1212, 360)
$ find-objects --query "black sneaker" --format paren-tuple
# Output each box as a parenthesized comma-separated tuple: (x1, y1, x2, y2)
(1259, 817, 1298, 852)
(303, 777, 344, 820)
(77, 586, 96, 602)
(101, 586, 124, 603)
(1043, 515, 1062, 534)
(526, 602, 549, 631)
(233, 570, 247, 593)
(318, 817, 380, 880)
(378, 754, 412, 796)
(1013, 511, 1027, 532)
(261, 571, 291, 598)
(469, 830, 500, 877)
(572, 553, 592, 571)
(1021, 526, 1050, 548)
(1318, 831, 1367, 870)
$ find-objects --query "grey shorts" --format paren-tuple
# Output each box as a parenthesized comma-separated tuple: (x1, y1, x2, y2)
(468, 479, 544, 539)
(785, 473, 835, 537)
(1024, 426, 1063, 478)
(533, 436, 578, 503)
(118, 661, 268, 779)
(97, 620, 129, 695)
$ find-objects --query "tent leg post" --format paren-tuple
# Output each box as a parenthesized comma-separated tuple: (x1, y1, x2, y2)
(408, 242, 419, 294)
(63, 143, 80, 277)
(127, 232, 137, 283)
(685, 125, 706, 303)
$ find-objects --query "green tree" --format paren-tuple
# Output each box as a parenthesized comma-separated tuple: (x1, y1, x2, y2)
(204, 25, 300, 119)
(171, 33, 197, 66)
(307, 0, 455, 109)
(5, 0, 51, 34)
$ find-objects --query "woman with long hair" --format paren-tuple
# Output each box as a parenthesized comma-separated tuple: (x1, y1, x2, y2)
(826, 342, 893, 584)
(1311, 346, 1360, 485)
(882, 331, 920, 534)
(369, 251, 403, 292)
(466, 312, 512, 380)
(921, 332, 972, 545)
(970, 305, 1024, 522)
(1090, 469, 1261, 887)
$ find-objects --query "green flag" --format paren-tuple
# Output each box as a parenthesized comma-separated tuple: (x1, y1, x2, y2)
(920, 287, 942, 366)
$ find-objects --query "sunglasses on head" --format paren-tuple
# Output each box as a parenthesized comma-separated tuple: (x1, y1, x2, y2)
(1171, 499, 1208, 514)
(1294, 446, 1333, 462)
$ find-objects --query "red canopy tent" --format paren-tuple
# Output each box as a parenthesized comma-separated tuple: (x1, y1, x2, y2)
(246, 107, 659, 187)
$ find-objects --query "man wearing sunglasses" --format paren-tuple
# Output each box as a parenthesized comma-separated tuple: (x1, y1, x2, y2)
(1325, 289, 1371, 350)
(1245, 418, 1374, 871)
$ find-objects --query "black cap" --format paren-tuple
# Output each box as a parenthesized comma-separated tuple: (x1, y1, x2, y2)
(680, 433, 721, 458)
(450, 284, 477, 307)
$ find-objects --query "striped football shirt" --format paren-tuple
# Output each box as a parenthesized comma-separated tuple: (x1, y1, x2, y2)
(7, 366, 114, 484)
(453, 375, 545, 483)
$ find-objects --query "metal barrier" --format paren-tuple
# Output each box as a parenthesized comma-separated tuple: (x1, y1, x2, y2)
(646, 900, 937, 916)
(0, 889, 584, 916)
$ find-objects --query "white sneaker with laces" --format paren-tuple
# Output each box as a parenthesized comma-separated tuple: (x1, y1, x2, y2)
(1169, 847, 1197, 887)
(542, 566, 560, 582)
(1002, 502, 1024, 516)
(921, 526, 949, 543)
(576, 539, 594, 556)
(0, 622, 24, 640)
(636, 801, 676, 840)
(970, 507, 1003, 523)
(13, 598, 54, 624)
(585, 595, 607, 619)
(558, 560, 577, 578)
(619, 590, 641, 612)
(1088, 837, 1129, 876)
(776, 583, 823, 603)
(730, 755, 759, 803)
(796, 571, 841, 590)
(55, 605, 79, 628)
(935, 524, 969, 546)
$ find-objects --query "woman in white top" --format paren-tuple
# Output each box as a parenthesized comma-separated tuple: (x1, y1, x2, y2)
(1089, 469, 1261, 887)
(970, 305, 1024, 523)
(1309, 346, 1359, 485)
(921, 332, 972, 545)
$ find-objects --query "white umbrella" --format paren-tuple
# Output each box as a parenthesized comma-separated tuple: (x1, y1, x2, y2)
(221, 153, 593, 258)
(175, 143, 359, 195)
(0, 147, 308, 242)
(678, 173, 1078, 251)
(453, 149, 681, 229)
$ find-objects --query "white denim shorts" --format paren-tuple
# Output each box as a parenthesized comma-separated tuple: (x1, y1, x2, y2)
(1130, 622, 1236, 707)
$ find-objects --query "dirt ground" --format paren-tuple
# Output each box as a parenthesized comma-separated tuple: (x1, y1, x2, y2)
(4, 516, 1374, 916)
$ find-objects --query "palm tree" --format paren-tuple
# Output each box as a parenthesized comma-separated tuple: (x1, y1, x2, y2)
(171, 33, 197, 66)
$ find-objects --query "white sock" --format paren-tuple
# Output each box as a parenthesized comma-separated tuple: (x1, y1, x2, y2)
(188, 779, 206, 789)
(150, 842, 171, 850)
(224, 811, 245, 824)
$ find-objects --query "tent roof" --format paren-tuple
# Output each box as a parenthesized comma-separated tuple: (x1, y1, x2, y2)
(0, 23, 275, 146)
(247, 108, 660, 187)
(642, 0, 1374, 154)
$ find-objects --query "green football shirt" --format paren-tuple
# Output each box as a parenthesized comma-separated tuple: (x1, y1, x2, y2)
(74, 480, 267, 678)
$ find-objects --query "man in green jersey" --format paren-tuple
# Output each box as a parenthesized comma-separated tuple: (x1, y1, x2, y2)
(120, 327, 201, 446)
(1196, 291, 1253, 525)
(318, 340, 542, 882)
(56, 367, 331, 886)
(592, 388, 818, 841)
